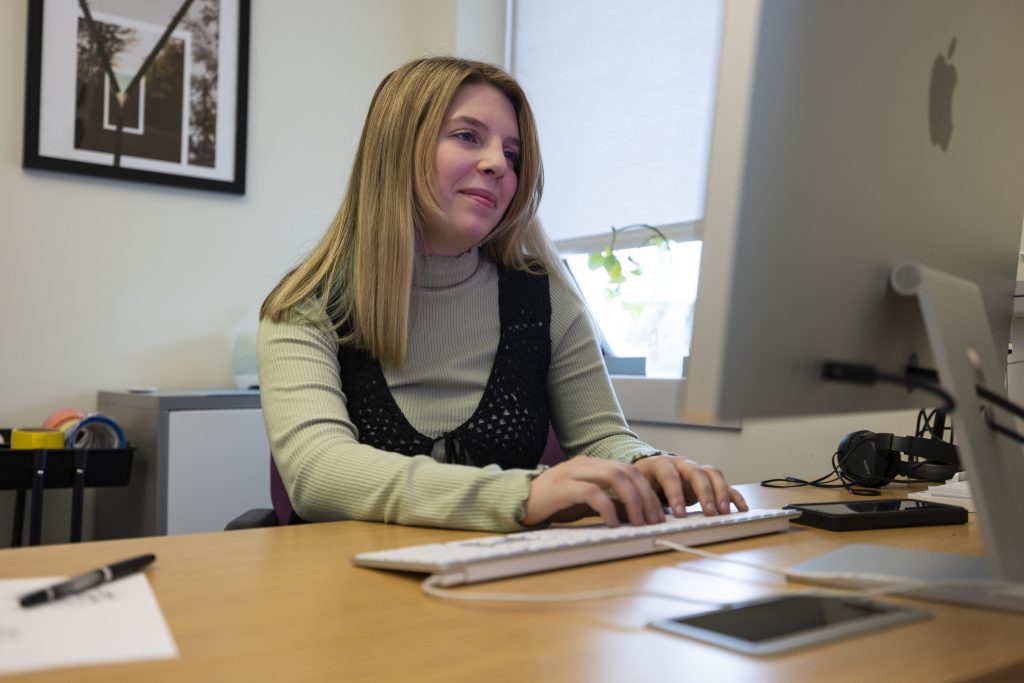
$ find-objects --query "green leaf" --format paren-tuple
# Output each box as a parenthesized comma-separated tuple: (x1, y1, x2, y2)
(627, 256, 643, 277)
(587, 223, 672, 301)
(622, 302, 645, 317)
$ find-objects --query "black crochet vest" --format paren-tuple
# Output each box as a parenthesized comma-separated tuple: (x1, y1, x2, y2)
(336, 263, 551, 469)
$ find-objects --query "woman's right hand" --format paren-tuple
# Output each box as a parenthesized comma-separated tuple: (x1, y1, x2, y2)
(520, 456, 667, 528)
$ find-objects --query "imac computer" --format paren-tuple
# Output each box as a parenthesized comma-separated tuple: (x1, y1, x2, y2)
(683, 0, 1024, 599)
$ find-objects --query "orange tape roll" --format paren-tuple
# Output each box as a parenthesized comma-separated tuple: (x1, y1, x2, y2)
(42, 408, 86, 432)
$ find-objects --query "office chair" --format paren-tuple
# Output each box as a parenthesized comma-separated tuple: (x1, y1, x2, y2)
(224, 426, 568, 530)
(223, 455, 292, 530)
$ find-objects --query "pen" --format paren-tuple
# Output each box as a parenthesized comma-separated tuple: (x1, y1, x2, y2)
(19, 553, 156, 608)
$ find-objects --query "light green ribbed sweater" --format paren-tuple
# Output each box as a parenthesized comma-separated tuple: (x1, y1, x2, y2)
(257, 247, 662, 532)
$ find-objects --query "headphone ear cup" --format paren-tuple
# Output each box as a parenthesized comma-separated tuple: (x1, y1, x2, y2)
(837, 430, 895, 488)
(896, 438, 961, 482)
(897, 456, 960, 482)
(902, 461, 959, 481)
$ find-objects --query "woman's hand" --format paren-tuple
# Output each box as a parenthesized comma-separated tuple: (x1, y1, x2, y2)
(521, 456, 666, 528)
(521, 454, 748, 527)
(633, 454, 748, 518)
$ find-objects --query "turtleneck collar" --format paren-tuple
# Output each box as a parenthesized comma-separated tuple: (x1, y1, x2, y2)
(412, 247, 483, 289)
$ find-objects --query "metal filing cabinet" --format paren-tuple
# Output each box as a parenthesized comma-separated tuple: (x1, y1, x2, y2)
(93, 390, 270, 538)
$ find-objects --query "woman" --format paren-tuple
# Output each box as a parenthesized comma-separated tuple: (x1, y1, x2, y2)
(258, 56, 747, 532)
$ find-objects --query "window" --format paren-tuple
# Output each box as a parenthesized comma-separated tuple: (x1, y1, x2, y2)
(563, 239, 702, 376)
(510, 0, 724, 376)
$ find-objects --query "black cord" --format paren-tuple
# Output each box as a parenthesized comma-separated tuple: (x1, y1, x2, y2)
(982, 411, 1024, 445)
(822, 362, 957, 411)
(973, 386, 1024, 444)
(825, 361, 1024, 445)
(828, 450, 883, 495)
(975, 385, 1024, 419)
(916, 408, 953, 443)
(760, 470, 848, 490)
(904, 364, 1024, 443)
(760, 474, 881, 497)
(760, 449, 882, 497)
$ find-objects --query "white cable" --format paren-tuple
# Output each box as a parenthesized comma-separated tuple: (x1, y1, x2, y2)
(654, 539, 791, 575)
(420, 575, 725, 606)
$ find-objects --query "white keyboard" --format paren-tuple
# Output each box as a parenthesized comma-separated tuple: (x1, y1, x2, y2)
(353, 508, 799, 586)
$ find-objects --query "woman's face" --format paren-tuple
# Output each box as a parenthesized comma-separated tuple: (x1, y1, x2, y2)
(422, 82, 520, 256)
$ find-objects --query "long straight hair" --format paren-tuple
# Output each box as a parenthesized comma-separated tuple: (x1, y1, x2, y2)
(261, 56, 562, 365)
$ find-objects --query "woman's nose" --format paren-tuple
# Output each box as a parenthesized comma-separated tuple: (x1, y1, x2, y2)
(478, 142, 508, 176)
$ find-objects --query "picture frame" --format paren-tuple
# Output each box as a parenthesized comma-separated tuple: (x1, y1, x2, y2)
(22, 0, 250, 194)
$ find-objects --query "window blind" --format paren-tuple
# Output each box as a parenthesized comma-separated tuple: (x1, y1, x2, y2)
(510, 0, 724, 241)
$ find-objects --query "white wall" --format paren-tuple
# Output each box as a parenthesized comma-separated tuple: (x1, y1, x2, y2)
(0, 0, 506, 544)
(0, 1, 484, 427)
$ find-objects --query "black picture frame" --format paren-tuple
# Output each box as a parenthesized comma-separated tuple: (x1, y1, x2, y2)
(23, 0, 250, 195)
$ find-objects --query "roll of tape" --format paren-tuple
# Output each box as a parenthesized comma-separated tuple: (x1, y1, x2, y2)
(43, 408, 87, 432)
(11, 428, 66, 450)
(66, 413, 126, 449)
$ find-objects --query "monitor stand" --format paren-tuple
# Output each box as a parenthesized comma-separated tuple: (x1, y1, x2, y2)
(892, 262, 1024, 582)
(792, 263, 1024, 613)
(787, 542, 1024, 613)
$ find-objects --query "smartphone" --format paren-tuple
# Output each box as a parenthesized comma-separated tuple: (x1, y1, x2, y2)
(783, 499, 968, 531)
(649, 593, 931, 655)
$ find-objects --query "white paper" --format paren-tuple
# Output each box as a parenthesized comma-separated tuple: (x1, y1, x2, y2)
(0, 573, 178, 676)
(908, 479, 976, 512)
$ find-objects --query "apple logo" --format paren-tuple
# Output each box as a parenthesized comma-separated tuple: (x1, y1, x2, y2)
(929, 37, 958, 151)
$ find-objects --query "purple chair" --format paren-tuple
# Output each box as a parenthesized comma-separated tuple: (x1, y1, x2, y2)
(269, 457, 293, 525)
(225, 427, 567, 530)
(539, 426, 568, 467)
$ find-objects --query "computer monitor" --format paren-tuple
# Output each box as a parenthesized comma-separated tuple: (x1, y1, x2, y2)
(683, 0, 1024, 585)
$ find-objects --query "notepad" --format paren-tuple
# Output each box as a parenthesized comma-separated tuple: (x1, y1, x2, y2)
(0, 573, 178, 676)
(908, 479, 974, 512)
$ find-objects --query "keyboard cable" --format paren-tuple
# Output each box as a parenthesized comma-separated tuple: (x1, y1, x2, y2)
(421, 574, 728, 606)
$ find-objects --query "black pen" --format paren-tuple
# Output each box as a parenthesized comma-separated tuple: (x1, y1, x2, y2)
(19, 554, 156, 608)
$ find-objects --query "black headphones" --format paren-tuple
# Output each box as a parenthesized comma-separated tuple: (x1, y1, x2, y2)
(834, 430, 960, 488)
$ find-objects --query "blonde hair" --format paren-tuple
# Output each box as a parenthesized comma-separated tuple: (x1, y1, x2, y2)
(261, 56, 562, 365)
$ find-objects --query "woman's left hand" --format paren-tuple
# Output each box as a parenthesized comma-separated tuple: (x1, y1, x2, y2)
(633, 455, 748, 517)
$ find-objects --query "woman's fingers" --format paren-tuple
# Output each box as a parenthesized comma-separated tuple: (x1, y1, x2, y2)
(522, 456, 665, 527)
(646, 457, 688, 517)
(636, 455, 749, 516)
(593, 460, 664, 526)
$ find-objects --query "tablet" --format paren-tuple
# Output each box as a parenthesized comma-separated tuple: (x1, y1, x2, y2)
(649, 593, 931, 655)
(782, 499, 968, 531)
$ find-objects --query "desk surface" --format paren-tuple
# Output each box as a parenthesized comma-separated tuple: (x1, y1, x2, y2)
(1, 484, 1021, 682)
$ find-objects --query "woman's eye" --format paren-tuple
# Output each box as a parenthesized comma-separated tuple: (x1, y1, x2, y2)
(453, 130, 479, 143)
(504, 149, 520, 165)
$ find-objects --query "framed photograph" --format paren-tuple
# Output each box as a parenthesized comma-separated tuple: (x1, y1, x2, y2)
(23, 0, 250, 194)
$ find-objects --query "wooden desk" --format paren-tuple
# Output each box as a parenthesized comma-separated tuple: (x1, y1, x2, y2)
(2, 484, 1022, 682)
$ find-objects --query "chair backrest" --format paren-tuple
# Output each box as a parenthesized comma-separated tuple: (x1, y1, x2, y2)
(269, 457, 293, 526)
(268, 425, 566, 525)
(539, 425, 567, 466)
